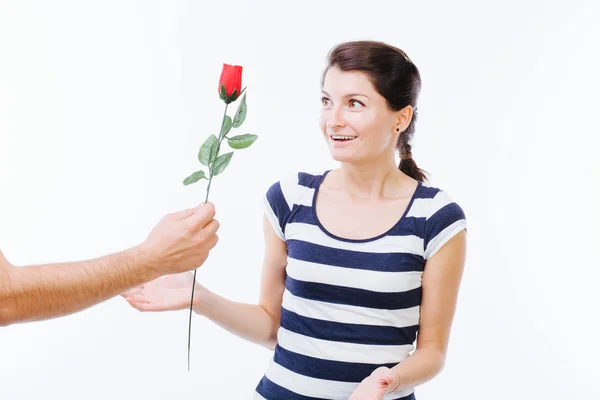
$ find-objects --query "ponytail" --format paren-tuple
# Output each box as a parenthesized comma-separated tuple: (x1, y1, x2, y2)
(397, 108, 428, 182)
(399, 153, 427, 183)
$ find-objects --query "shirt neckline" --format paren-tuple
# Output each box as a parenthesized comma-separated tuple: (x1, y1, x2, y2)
(311, 169, 422, 243)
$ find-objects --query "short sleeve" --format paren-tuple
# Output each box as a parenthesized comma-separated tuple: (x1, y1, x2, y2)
(423, 190, 467, 260)
(263, 179, 294, 241)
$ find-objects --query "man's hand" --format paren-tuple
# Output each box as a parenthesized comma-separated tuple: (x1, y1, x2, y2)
(138, 202, 219, 276)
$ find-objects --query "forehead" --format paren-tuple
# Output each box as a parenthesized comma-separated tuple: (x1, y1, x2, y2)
(322, 67, 375, 96)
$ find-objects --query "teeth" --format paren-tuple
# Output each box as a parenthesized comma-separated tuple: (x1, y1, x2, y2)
(331, 135, 356, 140)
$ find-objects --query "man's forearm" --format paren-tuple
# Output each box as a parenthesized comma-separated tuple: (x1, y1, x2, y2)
(0, 247, 157, 326)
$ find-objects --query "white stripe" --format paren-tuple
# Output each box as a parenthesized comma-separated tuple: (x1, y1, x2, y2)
(405, 196, 431, 219)
(406, 190, 457, 221)
(263, 194, 285, 241)
(297, 186, 315, 207)
(425, 219, 467, 260)
(264, 359, 415, 399)
(286, 258, 423, 293)
(427, 190, 453, 220)
(282, 290, 420, 327)
(285, 223, 424, 256)
(279, 176, 298, 211)
(265, 359, 357, 398)
(279, 176, 314, 210)
(277, 327, 414, 365)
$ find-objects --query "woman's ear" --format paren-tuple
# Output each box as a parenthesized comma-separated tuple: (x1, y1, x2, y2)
(395, 105, 414, 132)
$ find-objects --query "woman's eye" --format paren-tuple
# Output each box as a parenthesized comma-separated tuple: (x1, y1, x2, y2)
(321, 97, 331, 105)
(349, 99, 363, 107)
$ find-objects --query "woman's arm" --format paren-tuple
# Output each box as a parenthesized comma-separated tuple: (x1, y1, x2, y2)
(388, 229, 467, 391)
(351, 230, 467, 399)
(192, 214, 288, 350)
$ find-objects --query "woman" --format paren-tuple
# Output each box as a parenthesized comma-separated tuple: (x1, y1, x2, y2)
(122, 40, 467, 400)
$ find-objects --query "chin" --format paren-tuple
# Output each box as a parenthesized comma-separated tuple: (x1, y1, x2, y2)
(324, 135, 367, 164)
(328, 148, 362, 164)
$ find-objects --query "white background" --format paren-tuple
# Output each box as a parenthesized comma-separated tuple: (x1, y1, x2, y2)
(1, 0, 599, 399)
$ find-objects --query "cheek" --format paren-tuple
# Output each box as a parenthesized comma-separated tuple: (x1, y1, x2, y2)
(318, 112, 327, 131)
(358, 116, 395, 148)
(350, 112, 382, 135)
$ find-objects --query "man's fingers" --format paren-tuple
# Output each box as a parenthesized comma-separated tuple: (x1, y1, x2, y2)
(203, 219, 220, 237)
(186, 202, 216, 230)
(172, 201, 215, 220)
(171, 207, 197, 220)
(209, 233, 219, 249)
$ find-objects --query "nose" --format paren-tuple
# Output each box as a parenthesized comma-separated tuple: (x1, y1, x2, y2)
(326, 105, 346, 129)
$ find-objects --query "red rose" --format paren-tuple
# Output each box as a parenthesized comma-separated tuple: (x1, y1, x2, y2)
(218, 64, 243, 103)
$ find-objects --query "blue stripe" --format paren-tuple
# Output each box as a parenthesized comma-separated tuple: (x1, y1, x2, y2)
(285, 276, 422, 310)
(415, 185, 440, 199)
(280, 307, 419, 345)
(425, 202, 466, 247)
(289, 206, 318, 225)
(297, 171, 323, 188)
(287, 239, 424, 273)
(265, 181, 292, 235)
(255, 376, 329, 400)
(274, 344, 397, 383)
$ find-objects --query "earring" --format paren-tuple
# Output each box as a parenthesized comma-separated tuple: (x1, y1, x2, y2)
(396, 127, 400, 132)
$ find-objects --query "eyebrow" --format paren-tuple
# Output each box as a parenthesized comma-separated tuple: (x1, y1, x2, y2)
(320, 90, 370, 99)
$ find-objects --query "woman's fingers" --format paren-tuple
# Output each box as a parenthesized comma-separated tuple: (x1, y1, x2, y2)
(128, 293, 150, 303)
(121, 285, 145, 299)
(126, 298, 155, 312)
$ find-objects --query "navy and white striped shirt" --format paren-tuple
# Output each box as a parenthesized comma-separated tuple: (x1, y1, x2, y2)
(254, 169, 467, 400)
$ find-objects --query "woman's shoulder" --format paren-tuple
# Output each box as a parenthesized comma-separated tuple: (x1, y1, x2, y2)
(413, 180, 467, 259)
(264, 168, 328, 208)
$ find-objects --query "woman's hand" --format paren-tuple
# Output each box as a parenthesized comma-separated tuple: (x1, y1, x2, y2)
(121, 272, 202, 312)
(348, 367, 400, 400)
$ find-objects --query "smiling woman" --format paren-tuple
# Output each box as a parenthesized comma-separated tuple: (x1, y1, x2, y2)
(123, 40, 467, 400)
(318, 42, 425, 182)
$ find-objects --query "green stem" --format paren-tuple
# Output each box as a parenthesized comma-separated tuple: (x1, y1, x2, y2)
(187, 102, 229, 371)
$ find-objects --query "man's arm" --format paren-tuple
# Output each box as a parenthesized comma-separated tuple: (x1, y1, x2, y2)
(0, 202, 219, 327)
(0, 248, 157, 326)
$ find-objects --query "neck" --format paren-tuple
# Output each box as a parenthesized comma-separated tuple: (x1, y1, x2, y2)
(333, 156, 406, 200)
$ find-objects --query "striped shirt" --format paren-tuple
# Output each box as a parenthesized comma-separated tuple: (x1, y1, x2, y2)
(254, 169, 467, 400)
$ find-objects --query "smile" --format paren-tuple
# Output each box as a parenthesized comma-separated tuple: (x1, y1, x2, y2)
(330, 135, 357, 142)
